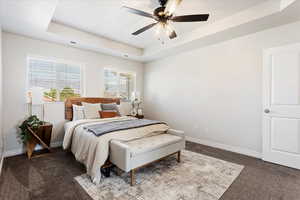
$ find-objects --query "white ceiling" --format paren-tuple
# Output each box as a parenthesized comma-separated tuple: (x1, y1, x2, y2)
(52, 0, 268, 48)
(1, 0, 300, 62)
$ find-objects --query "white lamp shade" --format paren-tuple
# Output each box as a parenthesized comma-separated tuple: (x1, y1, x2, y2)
(136, 92, 141, 100)
(31, 87, 44, 105)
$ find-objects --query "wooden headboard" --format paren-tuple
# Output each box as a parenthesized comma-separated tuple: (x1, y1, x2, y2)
(65, 97, 121, 120)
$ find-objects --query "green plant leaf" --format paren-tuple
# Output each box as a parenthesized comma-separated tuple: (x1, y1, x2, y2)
(18, 115, 43, 143)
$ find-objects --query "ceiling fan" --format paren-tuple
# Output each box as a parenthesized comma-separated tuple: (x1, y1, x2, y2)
(123, 0, 209, 40)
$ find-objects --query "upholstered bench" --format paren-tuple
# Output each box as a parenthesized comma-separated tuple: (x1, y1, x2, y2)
(110, 129, 185, 186)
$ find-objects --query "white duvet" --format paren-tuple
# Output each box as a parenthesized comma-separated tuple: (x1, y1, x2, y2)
(63, 116, 169, 184)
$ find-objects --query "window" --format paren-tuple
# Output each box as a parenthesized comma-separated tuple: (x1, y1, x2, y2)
(27, 57, 83, 102)
(104, 68, 136, 101)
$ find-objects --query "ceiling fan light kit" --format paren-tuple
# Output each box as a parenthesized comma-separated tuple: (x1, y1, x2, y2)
(123, 0, 209, 40)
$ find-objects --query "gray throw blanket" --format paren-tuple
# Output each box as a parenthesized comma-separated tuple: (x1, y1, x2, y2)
(83, 119, 167, 137)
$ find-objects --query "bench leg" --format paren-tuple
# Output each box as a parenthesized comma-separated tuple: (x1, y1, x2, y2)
(177, 151, 181, 163)
(130, 169, 136, 186)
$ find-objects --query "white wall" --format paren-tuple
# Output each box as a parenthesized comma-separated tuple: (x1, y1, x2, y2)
(2, 32, 144, 154)
(0, 24, 4, 171)
(144, 21, 300, 156)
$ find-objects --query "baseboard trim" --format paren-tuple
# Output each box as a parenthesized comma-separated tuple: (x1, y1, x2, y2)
(186, 136, 262, 159)
(4, 141, 63, 158)
(4, 138, 262, 159)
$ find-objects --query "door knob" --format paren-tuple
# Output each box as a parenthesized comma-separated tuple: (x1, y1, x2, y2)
(264, 109, 270, 114)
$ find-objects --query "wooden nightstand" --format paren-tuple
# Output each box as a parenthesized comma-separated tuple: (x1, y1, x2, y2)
(26, 122, 53, 159)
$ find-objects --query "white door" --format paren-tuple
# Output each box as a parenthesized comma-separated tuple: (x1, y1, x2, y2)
(263, 43, 300, 169)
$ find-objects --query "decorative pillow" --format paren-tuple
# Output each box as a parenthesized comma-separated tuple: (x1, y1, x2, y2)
(101, 103, 120, 116)
(72, 104, 85, 121)
(82, 102, 102, 119)
(99, 110, 118, 118)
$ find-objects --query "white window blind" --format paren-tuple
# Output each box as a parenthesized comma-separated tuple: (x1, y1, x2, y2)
(104, 69, 135, 101)
(28, 57, 82, 102)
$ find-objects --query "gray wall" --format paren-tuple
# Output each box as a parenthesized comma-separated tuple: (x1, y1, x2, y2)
(0, 24, 4, 172)
(2, 32, 144, 154)
(144, 21, 300, 157)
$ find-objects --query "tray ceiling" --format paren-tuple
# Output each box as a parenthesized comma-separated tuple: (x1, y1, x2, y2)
(52, 0, 268, 48)
(1, 0, 299, 61)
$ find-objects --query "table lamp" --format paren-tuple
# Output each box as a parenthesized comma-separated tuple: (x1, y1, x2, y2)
(31, 87, 44, 122)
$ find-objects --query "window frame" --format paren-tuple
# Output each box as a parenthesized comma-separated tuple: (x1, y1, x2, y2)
(103, 67, 137, 102)
(26, 55, 86, 102)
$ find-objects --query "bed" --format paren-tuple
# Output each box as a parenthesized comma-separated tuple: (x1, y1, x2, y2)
(62, 97, 170, 184)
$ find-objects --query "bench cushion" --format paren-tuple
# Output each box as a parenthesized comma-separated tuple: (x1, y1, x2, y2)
(125, 134, 183, 156)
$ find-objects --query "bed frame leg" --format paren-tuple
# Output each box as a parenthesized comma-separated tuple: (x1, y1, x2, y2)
(101, 166, 111, 177)
(130, 169, 135, 186)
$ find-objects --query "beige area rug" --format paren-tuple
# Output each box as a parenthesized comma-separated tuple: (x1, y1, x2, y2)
(75, 150, 244, 200)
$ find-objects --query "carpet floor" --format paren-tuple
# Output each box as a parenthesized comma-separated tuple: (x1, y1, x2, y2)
(0, 141, 300, 200)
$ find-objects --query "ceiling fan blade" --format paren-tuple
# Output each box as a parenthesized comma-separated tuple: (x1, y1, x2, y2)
(171, 14, 209, 22)
(165, 0, 183, 16)
(132, 23, 158, 36)
(123, 6, 156, 20)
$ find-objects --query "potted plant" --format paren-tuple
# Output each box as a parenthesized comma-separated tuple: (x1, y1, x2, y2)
(19, 115, 53, 159)
(19, 115, 44, 143)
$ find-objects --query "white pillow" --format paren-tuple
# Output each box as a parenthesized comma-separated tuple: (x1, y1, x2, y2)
(82, 102, 102, 119)
(72, 105, 85, 121)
